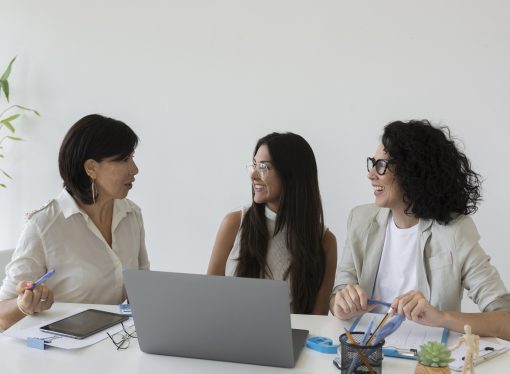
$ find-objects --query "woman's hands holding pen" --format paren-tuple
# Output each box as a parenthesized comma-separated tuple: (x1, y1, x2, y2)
(332, 284, 376, 320)
(391, 290, 445, 327)
(15, 280, 54, 315)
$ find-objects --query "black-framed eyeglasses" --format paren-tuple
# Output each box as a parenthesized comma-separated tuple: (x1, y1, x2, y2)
(367, 157, 394, 176)
(107, 321, 137, 350)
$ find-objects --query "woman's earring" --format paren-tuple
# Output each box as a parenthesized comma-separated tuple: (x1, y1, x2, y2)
(91, 179, 97, 204)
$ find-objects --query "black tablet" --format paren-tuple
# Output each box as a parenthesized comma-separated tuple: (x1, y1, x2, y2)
(39, 309, 129, 339)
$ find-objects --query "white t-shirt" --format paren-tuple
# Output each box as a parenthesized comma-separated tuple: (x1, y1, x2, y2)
(372, 214, 418, 311)
(0, 189, 150, 303)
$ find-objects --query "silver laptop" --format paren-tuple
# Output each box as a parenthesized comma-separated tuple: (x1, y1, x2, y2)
(124, 270, 309, 368)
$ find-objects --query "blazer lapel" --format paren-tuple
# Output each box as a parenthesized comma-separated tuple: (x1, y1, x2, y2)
(359, 208, 390, 296)
(416, 218, 433, 300)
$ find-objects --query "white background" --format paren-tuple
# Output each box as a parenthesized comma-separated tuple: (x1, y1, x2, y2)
(1, 1, 509, 311)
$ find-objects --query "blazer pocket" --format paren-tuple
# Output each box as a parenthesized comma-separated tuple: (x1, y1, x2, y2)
(427, 252, 453, 270)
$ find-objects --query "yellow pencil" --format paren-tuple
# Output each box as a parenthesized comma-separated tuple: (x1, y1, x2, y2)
(366, 310, 392, 346)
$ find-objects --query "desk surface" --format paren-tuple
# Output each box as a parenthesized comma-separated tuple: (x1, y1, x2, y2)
(1, 303, 508, 374)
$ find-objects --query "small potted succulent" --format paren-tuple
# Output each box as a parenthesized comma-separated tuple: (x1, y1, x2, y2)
(415, 341, 454, 374)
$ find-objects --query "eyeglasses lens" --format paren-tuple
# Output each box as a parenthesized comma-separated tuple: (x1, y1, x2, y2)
(367, 158, 388, 175)
(124, 324, 137, 338)
(108, 332, 130, 350)
(376, 161, 385, 175)
(247, 163, 268, 178)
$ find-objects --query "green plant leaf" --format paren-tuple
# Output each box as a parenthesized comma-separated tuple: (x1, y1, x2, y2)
(14, 105, 40, 116)
(0, 79, 9, 101)
(7, 136, 23, 141)
(0, 183, 6, 188)
(1, 114, 20, 133)
(1, 169, 12, 179)
(1, 120, 15, 132)
(0, 57, 16, 81)
(1, 114, 20, 122)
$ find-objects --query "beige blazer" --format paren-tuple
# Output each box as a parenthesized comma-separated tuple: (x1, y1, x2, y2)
(334, 204, 510, 312)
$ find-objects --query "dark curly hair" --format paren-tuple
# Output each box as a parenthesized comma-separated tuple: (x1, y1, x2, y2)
(382, 120, 482, 224)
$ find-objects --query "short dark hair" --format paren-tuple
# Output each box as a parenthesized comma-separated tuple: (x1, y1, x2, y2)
(382, 120, 482, 224)
(236, 132, 326, 314)
(58, 114, 139, 204)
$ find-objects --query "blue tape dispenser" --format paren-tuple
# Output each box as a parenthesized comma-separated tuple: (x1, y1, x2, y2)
(306, 336, 339, 354)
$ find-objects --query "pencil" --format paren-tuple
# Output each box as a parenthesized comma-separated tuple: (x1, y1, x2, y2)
(366, 311, 392, 346)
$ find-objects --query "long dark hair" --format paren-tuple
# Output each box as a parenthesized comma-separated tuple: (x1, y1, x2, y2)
(382, 120, 482, 224)
(235, 132, 326, 314)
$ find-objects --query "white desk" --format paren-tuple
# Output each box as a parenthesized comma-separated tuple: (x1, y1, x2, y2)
(1, 303, 508, 374)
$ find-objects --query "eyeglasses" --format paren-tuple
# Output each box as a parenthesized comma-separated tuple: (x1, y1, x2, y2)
(107, 321, 137, 350)
(246, 162, 271, 179)
(367, 157, 394, 176)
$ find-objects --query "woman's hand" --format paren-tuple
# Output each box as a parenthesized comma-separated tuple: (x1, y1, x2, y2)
(332, 284, 375, 320)
(391, 290, 445, 327)
(15, 280, 54, 315)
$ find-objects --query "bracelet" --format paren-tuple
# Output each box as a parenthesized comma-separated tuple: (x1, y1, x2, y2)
(16, 296, 33, 316)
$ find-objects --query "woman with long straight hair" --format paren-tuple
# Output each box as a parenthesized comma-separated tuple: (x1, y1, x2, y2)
(208, 132, 337, 314)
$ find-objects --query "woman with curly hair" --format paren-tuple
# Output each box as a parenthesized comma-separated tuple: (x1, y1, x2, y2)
(208, 132, 337, 314)
(331, 120, 510, 339)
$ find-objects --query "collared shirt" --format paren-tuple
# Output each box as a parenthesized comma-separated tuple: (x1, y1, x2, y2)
(0, 189, 150, 304)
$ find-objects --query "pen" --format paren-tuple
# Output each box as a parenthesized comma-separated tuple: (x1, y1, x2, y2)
(361, 317, 375, 345)
(29, 268, 56, 290)
(367, 299, 392, 308)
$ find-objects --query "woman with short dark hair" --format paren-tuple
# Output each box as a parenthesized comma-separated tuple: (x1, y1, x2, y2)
(0, 114, 149, 330)
(331, 120, 510, 340)
(208, 132, 337, 314)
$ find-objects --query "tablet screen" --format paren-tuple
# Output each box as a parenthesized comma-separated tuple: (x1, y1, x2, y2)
(40, 309, 129, 339)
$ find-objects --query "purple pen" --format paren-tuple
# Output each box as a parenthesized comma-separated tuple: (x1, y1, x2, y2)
(29, 268, 56, 290)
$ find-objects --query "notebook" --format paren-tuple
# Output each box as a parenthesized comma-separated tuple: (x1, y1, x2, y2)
(350, 313, 448, 360)
(123, 270, 309, 368)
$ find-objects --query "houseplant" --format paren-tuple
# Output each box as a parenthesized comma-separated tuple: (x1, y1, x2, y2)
(0, 56, 39, 187)
(415, 341, 454, 374)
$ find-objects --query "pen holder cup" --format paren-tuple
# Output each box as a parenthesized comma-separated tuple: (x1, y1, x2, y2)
(338, 332, 384, 374)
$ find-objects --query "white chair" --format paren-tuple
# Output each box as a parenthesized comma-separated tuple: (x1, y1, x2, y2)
(0, 248, 14, 282)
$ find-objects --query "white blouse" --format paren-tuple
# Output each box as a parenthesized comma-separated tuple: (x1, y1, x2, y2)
(0, 189, 150, 304)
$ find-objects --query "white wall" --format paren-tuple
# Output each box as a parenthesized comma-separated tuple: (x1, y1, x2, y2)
(1, 1, 509, 310)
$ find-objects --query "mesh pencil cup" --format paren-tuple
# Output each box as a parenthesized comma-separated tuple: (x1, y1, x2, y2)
(338, 332, 384, 374)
